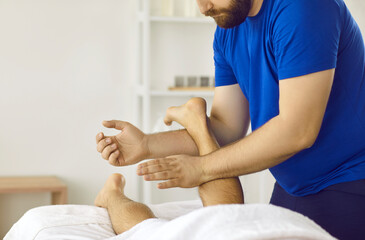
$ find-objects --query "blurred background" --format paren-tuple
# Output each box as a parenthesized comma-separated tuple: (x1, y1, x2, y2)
(0, 0, 364, 237)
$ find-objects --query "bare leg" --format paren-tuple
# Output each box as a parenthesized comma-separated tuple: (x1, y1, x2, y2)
(94, 173, 155, 234)
(164, 97, 244, 206)
(95, 98, 243, 234)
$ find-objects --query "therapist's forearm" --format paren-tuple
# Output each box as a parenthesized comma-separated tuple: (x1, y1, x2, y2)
(147, 129, 199, 158)
(146, 116, 245, 159)
(201, 115, 311, 180)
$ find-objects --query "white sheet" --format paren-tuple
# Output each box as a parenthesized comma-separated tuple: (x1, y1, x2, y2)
(5, 201, 337, 240)
(4, 204, 115, 240)
(5, 200, 202, 240)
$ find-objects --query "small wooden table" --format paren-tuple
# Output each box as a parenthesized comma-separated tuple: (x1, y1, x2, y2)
(0, 176, 67, 204)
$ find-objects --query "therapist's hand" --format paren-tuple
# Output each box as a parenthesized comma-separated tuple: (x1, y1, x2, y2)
(137, 155, 210, 189)
(96, 120, 149, 166)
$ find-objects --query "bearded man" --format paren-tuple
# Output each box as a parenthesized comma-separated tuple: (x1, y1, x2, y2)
(96, 1, 365, 239)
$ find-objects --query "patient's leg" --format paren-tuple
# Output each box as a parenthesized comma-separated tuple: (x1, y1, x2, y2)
(164, 97, 244, 206)
(95, 173, 155, 234)
(95, 98, 243, 234)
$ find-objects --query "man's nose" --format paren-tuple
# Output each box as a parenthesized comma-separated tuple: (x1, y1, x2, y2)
(196, 0, 213, 15)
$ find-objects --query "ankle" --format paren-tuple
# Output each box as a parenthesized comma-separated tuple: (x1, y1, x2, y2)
(104, 190, 128, 207)
(187, 122, 210, 141)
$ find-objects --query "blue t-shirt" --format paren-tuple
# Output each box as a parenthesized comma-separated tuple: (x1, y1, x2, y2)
(214, 0, 365, 196)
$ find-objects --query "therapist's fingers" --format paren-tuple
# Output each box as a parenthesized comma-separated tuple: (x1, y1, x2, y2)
(102, 143, 118, 160)
(158, 179, 179, 189)
(138, 158, 171, 169)
(102, 120, 128, 131)
(143, 171, 175, 181)
(96, 132, 104, 144)
(137, 163, 171, 176)
(97, 137, 113, 153)
(108, 150, 120, 165)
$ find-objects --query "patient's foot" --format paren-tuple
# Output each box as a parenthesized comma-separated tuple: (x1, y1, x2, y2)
(164, 97, 209, 137)
(95, 173, 156, 234)
(95, 173, 131, 209)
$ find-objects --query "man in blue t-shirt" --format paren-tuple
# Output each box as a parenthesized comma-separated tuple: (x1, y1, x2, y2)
(96, 0, 365, 239)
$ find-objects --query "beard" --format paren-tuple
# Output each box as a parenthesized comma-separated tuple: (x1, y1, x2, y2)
(205, 0, 252, 29)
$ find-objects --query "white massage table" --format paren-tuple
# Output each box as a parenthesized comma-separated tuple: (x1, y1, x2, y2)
(5, 200, 336, 240)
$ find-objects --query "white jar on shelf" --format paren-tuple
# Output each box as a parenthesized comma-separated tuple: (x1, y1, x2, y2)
(161, 0, 174, 16)
(184, 0, 197, 17)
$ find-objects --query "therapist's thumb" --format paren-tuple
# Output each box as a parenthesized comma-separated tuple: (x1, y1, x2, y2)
(102, 120, 128, 131)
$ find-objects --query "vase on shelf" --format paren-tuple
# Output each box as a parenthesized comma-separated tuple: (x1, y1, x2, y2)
(160, 0, 174, 16)
(156, 0, 201, 18)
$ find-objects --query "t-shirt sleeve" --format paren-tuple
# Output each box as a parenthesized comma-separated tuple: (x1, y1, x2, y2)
(213, 28, 237, 87)
(272, 0, 342, 80)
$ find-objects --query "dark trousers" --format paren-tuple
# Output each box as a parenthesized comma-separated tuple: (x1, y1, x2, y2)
(270, 179, 365, 240)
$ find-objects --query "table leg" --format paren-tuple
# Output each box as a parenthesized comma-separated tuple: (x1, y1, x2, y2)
(51, 189, 67, 204)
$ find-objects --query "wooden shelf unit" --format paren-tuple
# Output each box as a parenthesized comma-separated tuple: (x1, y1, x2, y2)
(134, 0, 215, 204)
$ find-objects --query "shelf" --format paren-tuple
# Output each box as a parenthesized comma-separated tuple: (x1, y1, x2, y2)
(138, 12, 215, 24)
(136, 84, 214, 97)
(136, 0, 216, 204)
(168, 87, 214, 91)
(151, 90, 214, 97)
(136, 89, 214, 97)
(151, 16, 214, 23)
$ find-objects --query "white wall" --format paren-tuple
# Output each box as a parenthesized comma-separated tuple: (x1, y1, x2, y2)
(0, 0, 138, 236)
(345, 0, 365, 34)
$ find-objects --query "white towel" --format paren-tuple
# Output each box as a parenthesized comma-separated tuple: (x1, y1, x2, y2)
(109, 203, 336, 240)
(5, 201, 336, 240)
